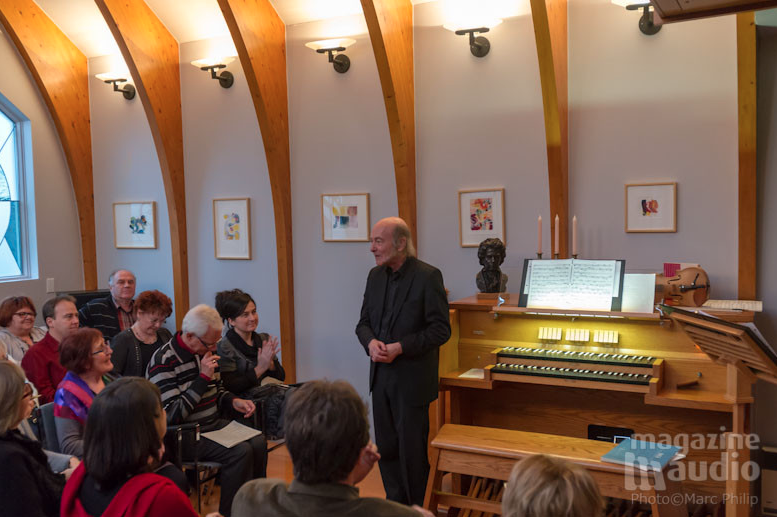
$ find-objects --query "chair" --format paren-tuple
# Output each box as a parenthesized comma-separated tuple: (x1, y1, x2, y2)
(39, 402, 60, 453)
(166, 422, 222, 513)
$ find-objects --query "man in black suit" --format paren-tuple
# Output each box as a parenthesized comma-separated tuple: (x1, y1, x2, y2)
(356, 216, 451, 506)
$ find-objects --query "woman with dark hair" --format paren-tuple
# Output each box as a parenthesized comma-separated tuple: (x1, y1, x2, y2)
(110, 290, 173, 377)
(60, 377, 214, 517)
(215, 289, 284, 398)
(0, 295, 46, 362)
(54, 328, 115, 457)
(0, 361, 77, 517)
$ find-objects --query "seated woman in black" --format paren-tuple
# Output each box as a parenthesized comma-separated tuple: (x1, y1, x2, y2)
(215, 289, 284, 399)
(0, 360, 77, 517)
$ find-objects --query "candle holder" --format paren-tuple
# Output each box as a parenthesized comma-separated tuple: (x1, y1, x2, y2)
(536, 252, 543, 259)
(553, 253, 559, 260)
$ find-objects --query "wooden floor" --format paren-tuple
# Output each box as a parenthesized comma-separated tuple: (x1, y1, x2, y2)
(193, 444, 387, 516)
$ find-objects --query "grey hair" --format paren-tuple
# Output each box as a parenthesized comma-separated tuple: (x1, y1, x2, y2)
(108, 269, 136, 286)
(181, 304, 222, 337)
(392, 219, 416, 258)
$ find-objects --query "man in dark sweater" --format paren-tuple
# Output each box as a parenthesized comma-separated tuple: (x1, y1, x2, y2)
(78, 269, 137, 341)
(146, 304, 267, 517)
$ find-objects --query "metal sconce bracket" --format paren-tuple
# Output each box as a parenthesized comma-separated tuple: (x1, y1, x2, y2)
(104, 79, 135, 100)
(455, 27, 492, 57)
(626, 4, 661, 35)
(317, 47, 351, 73)
(199, 64, 234, 88)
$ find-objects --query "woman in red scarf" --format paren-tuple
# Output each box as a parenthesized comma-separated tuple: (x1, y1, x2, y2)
(61, 376, 219, 517)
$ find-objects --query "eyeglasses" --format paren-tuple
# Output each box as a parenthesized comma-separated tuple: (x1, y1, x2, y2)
(196, 335, 218, 350)
(21, 382, 38, 401)
(91, 346, 110, 356)
(13, 312, 35, 319)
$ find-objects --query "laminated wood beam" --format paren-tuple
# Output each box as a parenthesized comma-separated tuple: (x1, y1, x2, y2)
(361, 0, 417, 246)
(95, 0, 189, 327)
(737, 12, 756, 300)
(217, 0, 296, 382)
(0, 1, 97, 289)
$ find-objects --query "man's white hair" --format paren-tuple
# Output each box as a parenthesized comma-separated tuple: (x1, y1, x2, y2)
(181, 304, 222, 337)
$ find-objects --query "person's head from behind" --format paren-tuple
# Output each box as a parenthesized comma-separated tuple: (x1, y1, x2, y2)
(502, 454, 603, 517)
(83, 377, 166, 488)
(0, 361, 35, 433)
(59, 328, 113, 378)
(285, 380, 371, 485)
(214, 289, 258, 335)
(180, 304, 222, 356)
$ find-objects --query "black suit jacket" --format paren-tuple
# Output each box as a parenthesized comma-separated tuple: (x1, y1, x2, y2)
(356, 256, 451, 405)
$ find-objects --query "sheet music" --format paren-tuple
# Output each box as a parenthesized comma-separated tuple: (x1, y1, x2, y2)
(526, 260, 573, 308)
(526, 259, 618, 311)
(201, 421, 262, 449)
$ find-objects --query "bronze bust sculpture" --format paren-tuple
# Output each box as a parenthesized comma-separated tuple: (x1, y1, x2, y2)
(476, 238, 508, 293)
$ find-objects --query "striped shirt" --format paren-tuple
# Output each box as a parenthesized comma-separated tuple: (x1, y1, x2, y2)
(78, 296, 135, 342)
(146, 333, 234, 427)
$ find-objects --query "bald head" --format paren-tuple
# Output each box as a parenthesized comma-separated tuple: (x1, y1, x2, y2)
(370, 217, 416, 271)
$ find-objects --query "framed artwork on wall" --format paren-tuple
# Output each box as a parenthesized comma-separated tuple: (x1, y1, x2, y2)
(113, 202, 157, 249)
(213, 198, 252, 260)
(321, 193, 370, 242)
(625, 182, 677, 233)
(458, 188, 505, 247)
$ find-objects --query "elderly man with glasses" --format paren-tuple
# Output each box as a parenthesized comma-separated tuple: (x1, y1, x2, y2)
(146, 304, 267, 517)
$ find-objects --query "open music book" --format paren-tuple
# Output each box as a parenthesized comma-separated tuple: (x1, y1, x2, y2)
(519, 259, 625, 311)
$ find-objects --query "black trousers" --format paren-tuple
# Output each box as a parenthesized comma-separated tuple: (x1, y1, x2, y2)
(372, 365, 431, 506)
(197, 426, 267, 516)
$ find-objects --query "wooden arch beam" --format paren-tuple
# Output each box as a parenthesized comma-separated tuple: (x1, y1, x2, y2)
(0, 1, 97, 289)
(530, 0, 569, 258)
(361, 0, 417, 244)
(737, 12, 756, 300)
(217, 0, 296, 383)
(95, 0, 189, 327)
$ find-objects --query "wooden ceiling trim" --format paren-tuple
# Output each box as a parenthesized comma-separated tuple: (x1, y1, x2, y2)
(530, 0, 569, 258)
(737, 12, 757, 300)
(217, 0, 296, 383)
(361, 0, 417, 245)
(0, 1, 97, 289)
(95, 0, 189, 327)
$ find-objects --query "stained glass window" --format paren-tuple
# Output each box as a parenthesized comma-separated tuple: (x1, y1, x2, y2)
(0, 110, 23, 278)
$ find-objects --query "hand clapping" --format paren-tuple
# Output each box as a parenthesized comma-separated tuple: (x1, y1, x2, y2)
(255, 335, 279, 375)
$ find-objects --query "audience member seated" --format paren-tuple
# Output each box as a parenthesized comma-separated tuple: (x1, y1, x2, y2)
(22, 295, 80, 404)
(78, 269, 137, 341)
(147, 304, 267, 517)
(60, 377, 216, 517)
(0, 361, 78, 517)
(232, 380, 434, 517)
(215, 289, 284, 398)
(54, 329, 115, 458)
(110, 290, 173, 377)
(0, 295, 46, 363)
(502, 454, 603, 517)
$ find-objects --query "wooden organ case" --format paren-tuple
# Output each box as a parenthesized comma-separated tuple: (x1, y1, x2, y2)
(436, 296, 769, 517)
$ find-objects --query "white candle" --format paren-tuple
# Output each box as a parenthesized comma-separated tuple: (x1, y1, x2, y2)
(537, 215, 542, 254)
(572, 215, 578, 256)
(554, 214, 559, 256)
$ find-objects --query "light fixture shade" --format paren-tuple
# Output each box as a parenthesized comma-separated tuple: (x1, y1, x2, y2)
(191, 56, 236, 69)
(443, 18, 502, 32)
(305, 38, 356, 51)
(610, 0, 651, 6)
(95, 72, 129, 82)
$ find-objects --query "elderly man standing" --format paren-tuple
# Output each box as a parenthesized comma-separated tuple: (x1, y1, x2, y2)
(78, 269, 137, 341)
(146, 304, 267, 517)
(355, 216, 451, 506)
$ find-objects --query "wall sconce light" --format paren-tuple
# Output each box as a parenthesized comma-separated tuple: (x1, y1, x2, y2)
(444, 19, 502, 58)
(305, 38, 356, 73)
(95, 72, 136, 100)
(612, 0, 661, 35)
(191, 57, 236, 88)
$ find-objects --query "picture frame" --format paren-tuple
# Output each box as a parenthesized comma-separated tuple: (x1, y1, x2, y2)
(321, 193, 370, 242)
(213, 198, 252, 260)
(113, 202, 157, 249)
(458, 188, 505, 247)
(625, 182, 677, 233)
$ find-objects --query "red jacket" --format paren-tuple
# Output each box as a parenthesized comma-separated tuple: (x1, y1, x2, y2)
(61, 463, 197, 517)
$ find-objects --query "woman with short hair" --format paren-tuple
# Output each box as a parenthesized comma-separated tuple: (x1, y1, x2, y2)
(54, 328, 115, 458)
(60, 377, 210, 517)
(0, 296, 46, 362)
(215, 289, 284, 399)
(0, 361, 75, 517)
(110, 290, 173, 377)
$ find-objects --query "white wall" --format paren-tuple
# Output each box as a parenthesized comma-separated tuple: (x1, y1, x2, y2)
(89, 54, 176, 324)
(180, 36, 280, 338)
(0, 29, 83, 321)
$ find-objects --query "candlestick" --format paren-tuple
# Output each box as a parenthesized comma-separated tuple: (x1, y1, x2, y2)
(537, 215, 542, 255)
(536, 252, 543, 259)
(572, 215, 578, 257)
(554, 214, 559, 255)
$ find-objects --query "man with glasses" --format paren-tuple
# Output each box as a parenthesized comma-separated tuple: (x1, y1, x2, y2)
(146, 304, 267, 517)
(21, 295, 80, 404)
